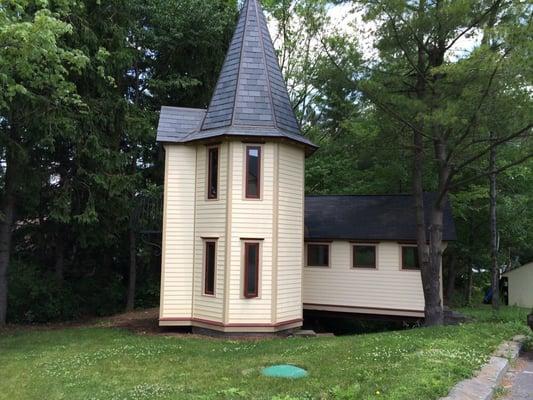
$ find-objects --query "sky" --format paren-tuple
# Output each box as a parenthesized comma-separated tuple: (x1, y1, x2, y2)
(268, 3, 480, 62)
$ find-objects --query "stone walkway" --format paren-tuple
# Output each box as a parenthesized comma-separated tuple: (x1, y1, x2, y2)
(501, 351, 533, 399)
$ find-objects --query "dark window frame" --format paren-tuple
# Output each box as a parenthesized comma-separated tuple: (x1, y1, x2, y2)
(401, 245, 420, 270)
(243, 242, 260, 298)
(306, 243, 330, 268)
(352, 244, 377, 269)
(245, 145, 261, 199)
(204, 240, 217, 295)
(207, 146, 219, 200)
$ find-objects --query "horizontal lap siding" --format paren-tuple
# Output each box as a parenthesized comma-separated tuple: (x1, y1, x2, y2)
(505, 263, 533, 308)
(276, 144, 304, 322)
(160, 145, 196, 319)
(193, 144, 227, 322)
(303, 241, 425, 312)
(228, 142, 274, 323)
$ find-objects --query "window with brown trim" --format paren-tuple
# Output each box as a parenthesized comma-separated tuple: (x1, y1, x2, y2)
(353, 245, 377, 269)
(244, 242, 259, 298)
(401, 246, 420, 270)
(207, 147, 218, 199)
(306, 243, 329, 267)
(245, 146, 261, 199)
(204, 241, 216, 295)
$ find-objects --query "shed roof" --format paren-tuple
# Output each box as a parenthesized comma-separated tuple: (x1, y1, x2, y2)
(502, 261, 533, 276)
(156, 0, 317, 152)
(304, 193, 457, 242)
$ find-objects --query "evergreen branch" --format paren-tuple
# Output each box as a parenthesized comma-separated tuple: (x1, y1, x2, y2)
(445, 0, 504, 52)
(449, 151, 533, 190)
(445, 47, 512, 160)
(320, 39, 433, 140)
(452, 123, 532, 173)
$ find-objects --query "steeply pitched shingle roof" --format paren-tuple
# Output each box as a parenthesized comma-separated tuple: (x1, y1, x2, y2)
(305, 193, 457, 241)
(156, 0, 317, 152)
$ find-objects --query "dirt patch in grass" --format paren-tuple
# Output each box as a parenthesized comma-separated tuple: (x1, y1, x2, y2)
(1, 308, 179, 336)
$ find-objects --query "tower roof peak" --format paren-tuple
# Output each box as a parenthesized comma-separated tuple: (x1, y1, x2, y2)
(157, 0, 317, 152)
(201, 0, 300, 134)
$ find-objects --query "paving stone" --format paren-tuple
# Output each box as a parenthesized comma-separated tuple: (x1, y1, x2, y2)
(292, 330, 317, 338)
(440, 338, 527, 400)
(501, 351, 533, 400)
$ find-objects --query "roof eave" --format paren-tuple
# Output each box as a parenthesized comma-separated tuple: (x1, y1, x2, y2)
(158, 129, 319, 157)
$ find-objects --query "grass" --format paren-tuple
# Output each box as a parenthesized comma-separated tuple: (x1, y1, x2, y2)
(0, 306, 530, 400)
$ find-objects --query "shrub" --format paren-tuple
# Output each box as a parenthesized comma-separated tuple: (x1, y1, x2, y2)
(7, 261, 81, 323)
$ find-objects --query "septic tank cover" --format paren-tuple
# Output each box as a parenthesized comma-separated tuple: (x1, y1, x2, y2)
(261, 364, 308, 379)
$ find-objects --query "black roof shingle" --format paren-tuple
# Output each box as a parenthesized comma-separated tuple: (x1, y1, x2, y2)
(305, 194, 457, 241)
(156, 0, 317, 153)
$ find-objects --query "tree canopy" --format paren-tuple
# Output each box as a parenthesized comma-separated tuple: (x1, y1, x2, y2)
(0, 0, 531, 324)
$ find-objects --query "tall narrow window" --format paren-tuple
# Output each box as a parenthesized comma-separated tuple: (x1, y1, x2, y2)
(204, 241, 216, 295)
(207, 147, 218, 199)
(244, 242, 259, 298)
(401, 246, 420, 270)
(245, 146, 261, 199)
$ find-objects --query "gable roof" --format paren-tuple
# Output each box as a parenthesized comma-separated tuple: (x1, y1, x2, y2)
(305, 193, 457, 242)
(502, 261, 533, 276)
(156, 0, 317, 153)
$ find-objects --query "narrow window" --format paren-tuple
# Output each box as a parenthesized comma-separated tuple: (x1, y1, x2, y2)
(353, 245, 377, 269)
(245, 146, 261, 199)
(207, 147, 218, 199)
(401, 246, 420, 270)
(306, 244, 329, 267)
(204, 241, 216, 295)
(244, 242, 259, 298)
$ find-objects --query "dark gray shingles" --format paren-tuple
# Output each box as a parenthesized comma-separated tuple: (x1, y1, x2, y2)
(157, 0, 317, 151)
(305, 194, 457, 241)
(156, 107, 206, 142)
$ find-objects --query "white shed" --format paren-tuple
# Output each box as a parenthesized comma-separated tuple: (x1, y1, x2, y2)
(502, 262, 533, 308)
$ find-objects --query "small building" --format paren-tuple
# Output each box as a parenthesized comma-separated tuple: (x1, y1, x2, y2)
(303, 195, 455, 318)
(502, 262, 533, 308)
(156, 0, 456, 333)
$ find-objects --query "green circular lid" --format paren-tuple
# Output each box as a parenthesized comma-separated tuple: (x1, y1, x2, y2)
(261, 364, 308, 379)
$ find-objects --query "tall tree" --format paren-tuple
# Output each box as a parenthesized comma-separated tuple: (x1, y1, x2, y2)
(3, 0, 238, 323)
(0, 1, 88, 325)
(319, 0, 532, 324)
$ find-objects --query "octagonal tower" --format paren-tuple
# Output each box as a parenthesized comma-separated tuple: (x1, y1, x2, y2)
(156, 0, 317, 333)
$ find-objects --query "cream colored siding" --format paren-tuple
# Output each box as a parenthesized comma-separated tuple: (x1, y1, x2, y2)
(192, 144, 228, 321)
(304, 241, 427, 312)
(276, 144, 305, 322)
(160, 145, 196, 319)
(503, 263, 533, 308)
(227, 142, 274, 323)
(161, 139, 306, 330)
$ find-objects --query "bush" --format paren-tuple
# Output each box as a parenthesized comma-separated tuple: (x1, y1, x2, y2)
(7, 261, 81, 323)
(134, 279, 160, 309)
(7, 260, 127, 323)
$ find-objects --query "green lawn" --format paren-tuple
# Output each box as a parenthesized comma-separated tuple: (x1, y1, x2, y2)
(0, 307, 530, 400)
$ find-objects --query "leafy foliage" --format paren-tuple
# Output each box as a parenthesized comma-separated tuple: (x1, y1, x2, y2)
(1, 0, 532, 324)
(1, 0, 237, 323)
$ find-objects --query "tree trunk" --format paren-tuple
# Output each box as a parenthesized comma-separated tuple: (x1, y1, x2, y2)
(446, 253, 457, 305)
(412, 128, 440, 325)
(464, 215, 475, 304)
(427, 205, 445, 325)
(411, 0, 444, 326)
(0, 151, 16, 326)
(489, 132, 499, 310)
(126, 228, 137, 312)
